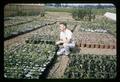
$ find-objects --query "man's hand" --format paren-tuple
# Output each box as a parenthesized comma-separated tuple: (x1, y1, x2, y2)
(55, 41, 63, 45)
(55, 41, 60, 45)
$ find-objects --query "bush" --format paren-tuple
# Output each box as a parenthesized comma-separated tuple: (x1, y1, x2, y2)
(72, 8, 95, 21)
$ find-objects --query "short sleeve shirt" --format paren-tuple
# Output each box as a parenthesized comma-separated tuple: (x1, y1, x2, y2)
(60, 29, 74, 43)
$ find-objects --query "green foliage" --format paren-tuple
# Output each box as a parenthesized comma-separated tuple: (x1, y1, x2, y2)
(25, 35, 55, 44)
(64, 54, 117, 79)
(4, 19, 55, 38)
(72, 8, 95, 21)
(4, 43, 55, 79)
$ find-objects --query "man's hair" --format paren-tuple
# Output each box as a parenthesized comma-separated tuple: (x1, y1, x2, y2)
(59, 22, 67, 28)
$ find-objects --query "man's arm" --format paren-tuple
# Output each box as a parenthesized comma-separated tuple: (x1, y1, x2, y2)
(56, 29, 72, 45)
(56, 37, 71, 45)
(56, 40, 64, 45)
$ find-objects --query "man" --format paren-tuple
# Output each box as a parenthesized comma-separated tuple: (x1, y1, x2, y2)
(56, 22, 75, 56)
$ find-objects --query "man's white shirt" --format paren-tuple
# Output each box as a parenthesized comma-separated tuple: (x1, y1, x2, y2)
(60, 29, 74, 43)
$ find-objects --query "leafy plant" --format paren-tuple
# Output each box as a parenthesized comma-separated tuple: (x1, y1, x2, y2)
(4, 43, 56, 79)
(64, 54, 116, 79)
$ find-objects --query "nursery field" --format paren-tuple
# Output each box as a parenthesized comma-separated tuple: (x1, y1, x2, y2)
(4, 5, 116, 79)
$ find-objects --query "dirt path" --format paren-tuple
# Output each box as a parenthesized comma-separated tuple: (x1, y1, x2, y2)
(47, 55, 69, 78)
(45, 12, 75, 22)
(80, 47, 116, 55)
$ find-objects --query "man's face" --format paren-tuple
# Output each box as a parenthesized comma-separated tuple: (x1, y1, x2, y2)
(59, 24, 65, 31)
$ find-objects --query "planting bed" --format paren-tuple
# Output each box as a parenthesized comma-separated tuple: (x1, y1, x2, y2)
(64, 54, 117, 79)
(4, 42, 56, 79)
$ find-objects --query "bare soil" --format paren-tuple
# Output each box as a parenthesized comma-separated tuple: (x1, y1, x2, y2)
(47, 55, 70, 78)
